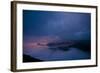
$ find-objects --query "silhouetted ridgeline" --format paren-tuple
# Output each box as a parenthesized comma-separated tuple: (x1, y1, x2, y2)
(23, 54, 43, 62)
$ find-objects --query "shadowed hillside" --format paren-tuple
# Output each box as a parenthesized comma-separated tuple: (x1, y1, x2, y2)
(23, 54, 43, 62)
(72, 40, 91, 53)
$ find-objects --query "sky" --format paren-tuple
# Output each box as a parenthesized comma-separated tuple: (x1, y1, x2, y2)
(23, 10, 91, 40)
(23, 10, 91, 61)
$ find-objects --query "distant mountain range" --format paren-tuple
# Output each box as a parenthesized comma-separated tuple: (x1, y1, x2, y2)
(47, 40, 91, 52)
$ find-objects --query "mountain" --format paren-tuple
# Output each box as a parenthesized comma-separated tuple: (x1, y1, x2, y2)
(23, 54, 43, 62)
